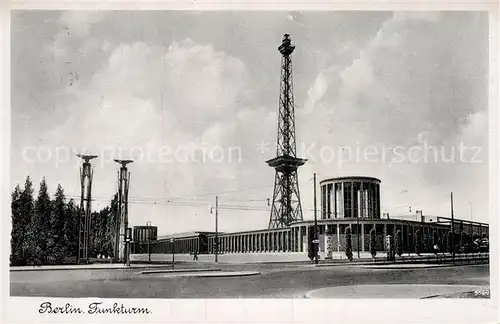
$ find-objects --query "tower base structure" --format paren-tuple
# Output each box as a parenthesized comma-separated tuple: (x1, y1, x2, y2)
(267, 156, 307, 229)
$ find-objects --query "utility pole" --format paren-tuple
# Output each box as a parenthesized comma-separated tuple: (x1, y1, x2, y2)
(147, 221, 151, 263)
(451, 192, 455, 262)
(215, 196, 219, 263)
(313, 173, 318, 264)
(469, 202, 473, 236)
(357, 206, 361, 259)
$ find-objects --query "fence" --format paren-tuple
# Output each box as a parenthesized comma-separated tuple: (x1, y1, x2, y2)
(370, 252, 489, 265)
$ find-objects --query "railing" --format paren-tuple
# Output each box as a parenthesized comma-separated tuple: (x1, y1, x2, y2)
(378, 252, 489, 265)
(319, 252, 489, 266)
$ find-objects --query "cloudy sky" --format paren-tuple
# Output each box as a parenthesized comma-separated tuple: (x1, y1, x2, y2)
(11, 11, 489, 235)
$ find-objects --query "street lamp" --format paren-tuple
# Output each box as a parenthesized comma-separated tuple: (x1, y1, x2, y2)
(451, 192, 455, 263)
(313, 173, 319, 264)
(356, 208, 360, 259)
(215, 196, 219, 263)
(147, 221, 152, 264)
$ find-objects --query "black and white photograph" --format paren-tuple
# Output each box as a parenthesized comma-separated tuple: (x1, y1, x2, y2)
(4, 5, 499, 323)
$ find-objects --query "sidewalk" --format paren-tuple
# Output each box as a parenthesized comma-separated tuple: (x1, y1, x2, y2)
(304, 284, 487, 299)
(10, 263, 178, 272)
(141, 268, 222, 274)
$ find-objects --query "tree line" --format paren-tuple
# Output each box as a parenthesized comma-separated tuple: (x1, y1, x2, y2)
(10, 176, 119, 266)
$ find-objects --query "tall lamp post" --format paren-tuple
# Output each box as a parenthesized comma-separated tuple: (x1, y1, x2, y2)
(215, 196, 219, 263)
(114, 159, 133, 264)
(147, 221, 152, 263)
(451, 192, 455, 263)
(356, 202, 360, 259)
(313, 173, 318, 264)
(75, 154, 98, 265)
(469, 202, 473, 237)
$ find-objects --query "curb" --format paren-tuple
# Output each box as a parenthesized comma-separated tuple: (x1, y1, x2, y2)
(10, 264, 175, 272)
(179, 271, 261, 278)
(303, 284, 487, 299)
(314, 262, 377, 267)
(159, 271, 261, 278)
(354, 263, 488, 270)
(141, 268, 222, 274)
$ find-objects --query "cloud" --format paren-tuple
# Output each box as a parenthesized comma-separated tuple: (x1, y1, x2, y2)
(161, 39, 249, 132)
(393, 11, 442, 23)
(298, 11, 488, 220)
(59, 11, 108, 36)
(37, 37, 278, 233)
(11, 11, 489, 233)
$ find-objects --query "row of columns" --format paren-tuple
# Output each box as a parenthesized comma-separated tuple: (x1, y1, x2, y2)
(215, 231, 293, 253)
(209, 226, 311, 253)
(173, 237, 198, 253)
(203, 222, 461, 255)
(321, 181, 381, 219)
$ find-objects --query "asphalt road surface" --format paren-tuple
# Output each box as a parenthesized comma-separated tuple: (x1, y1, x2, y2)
(10, 263, 489, 298)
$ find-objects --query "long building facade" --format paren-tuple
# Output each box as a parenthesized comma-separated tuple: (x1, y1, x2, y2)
(133, 176, 489, 257)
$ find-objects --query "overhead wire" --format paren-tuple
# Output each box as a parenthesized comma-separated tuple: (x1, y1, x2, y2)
(63, 176, 317, 214)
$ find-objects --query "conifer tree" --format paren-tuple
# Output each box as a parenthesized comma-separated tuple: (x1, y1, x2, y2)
(433, 231, 439, 251)
(63, 198, 79, 259)
(369, 228, 377, 258)
(446, 231, 453, 253)
(460, 231, 469, 253)
(10, 185, 22, 265)
(25, 178, 52, 265)
(48, 184, 67, 264)
(415, 229, 423, 256)
(18, 176, 35, 265)
(395, 230, 403, 257)
(106, 194, 120, 259)
(307, 226, 317, 261)
(94, 206, 114, 257)
(345, 227, 353, 261)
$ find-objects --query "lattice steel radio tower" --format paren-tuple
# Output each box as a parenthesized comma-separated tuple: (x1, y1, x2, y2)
(267, 34, 307, 229)
(114, 159, 133, 263)
(76, 154, 98, 264)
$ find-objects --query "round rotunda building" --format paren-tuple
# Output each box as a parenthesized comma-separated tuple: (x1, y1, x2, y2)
(320, 176, 381, 220)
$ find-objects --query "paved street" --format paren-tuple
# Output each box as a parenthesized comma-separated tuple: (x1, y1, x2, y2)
(10, 263, 489, 298)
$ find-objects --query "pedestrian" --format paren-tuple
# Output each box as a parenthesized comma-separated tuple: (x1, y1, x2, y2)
(193, 250, 198, 261)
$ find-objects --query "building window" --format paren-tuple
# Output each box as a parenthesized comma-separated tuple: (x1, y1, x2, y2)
(321, 185, 328, 219)
(344, 182, 352, 218)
